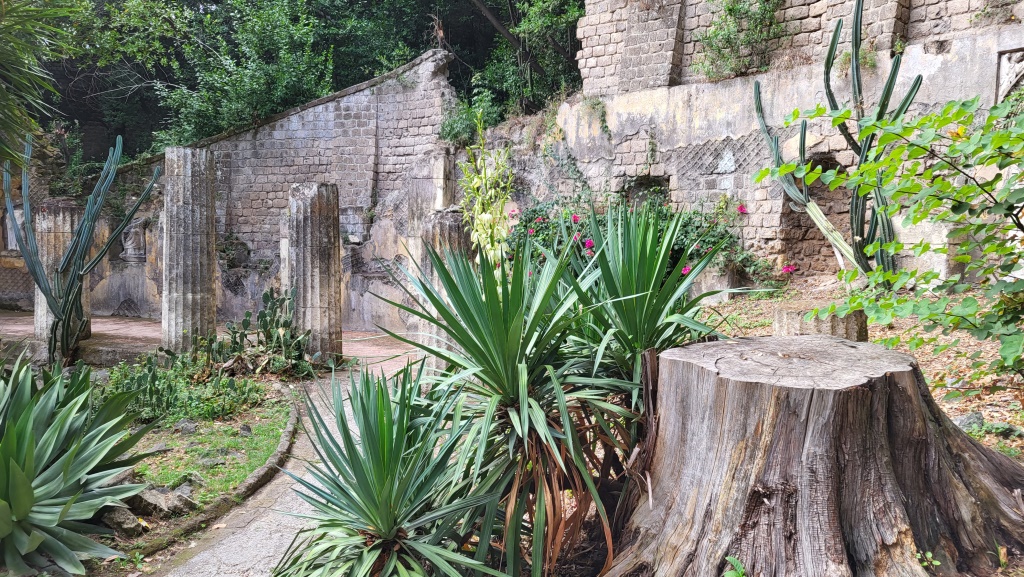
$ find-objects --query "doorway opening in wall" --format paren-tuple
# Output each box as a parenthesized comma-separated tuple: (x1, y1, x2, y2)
(779, 153, 849, 276)
(622, 175, 670, 207)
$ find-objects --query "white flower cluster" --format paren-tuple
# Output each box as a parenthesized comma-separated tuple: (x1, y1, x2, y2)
(458, 114, 514, 265)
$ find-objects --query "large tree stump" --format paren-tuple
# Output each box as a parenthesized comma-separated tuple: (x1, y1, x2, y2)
(607, 335, 1024, 577)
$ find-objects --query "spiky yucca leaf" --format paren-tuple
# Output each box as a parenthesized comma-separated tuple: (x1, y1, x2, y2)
(0, 355, 152, 575)
(576, 202, 730, 385)
(274, 364, 505, 577)
(374, 243, 632, 577)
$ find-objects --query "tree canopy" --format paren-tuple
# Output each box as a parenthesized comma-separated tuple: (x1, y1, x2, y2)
(35, 0, 583, 157)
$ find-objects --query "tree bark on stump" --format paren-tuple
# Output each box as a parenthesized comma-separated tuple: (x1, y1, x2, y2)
(606, 335, 1024, 577)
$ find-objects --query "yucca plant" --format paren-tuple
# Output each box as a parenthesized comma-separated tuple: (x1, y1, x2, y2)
(274, 364, 502, 577)
(376, 243, 632, 576)
(0, 354, 154, 575)
(576, 202, 728, 394)
(565, 202, 730, 530)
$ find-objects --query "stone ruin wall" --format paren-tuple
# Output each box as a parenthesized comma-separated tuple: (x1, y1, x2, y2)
(165, 48, 455, 333)
(512, 0, 1024, 277)
(1, 50, 457, 336)
(3, 0, 1024, 336)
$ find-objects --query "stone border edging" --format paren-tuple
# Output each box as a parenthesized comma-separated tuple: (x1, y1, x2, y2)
(135, 400, 300, 557)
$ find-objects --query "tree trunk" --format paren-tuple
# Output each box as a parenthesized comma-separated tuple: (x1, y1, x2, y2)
(606, 335, 1024, 577)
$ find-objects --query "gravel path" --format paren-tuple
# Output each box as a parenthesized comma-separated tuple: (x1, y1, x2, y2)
(150, 332, 416, 577)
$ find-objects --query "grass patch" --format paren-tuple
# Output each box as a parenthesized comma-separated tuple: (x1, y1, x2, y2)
(134, 398, 292, 505)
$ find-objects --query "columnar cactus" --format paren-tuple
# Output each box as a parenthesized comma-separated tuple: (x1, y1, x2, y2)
(3, 136, 160, 364)
(754, 0, 921, 276)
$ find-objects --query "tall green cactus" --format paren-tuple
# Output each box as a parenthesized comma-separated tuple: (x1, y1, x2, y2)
(754, 0, 922, 276)
(3, 136, 160, 364)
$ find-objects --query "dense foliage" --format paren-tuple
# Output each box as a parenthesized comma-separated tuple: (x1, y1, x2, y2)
(105, 288, 313, 423)
(0, 0, 76, 161)
(508, 193, 785, 289)
(106, 354, 265, 422)
(694, 0, 785, 80)
(275, 365, 502, 577)
(43, 0, 582, 156)
(318, 199, 729, 576)
(804, 95, 1024, 396)
(0, 356, 151, 575)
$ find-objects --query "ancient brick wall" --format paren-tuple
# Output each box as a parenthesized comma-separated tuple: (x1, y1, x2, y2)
(579, 0, 916, 94)
(190, 49, 455, 328)
(61, 50, 456, 332)
(559, 0, 1024, 279)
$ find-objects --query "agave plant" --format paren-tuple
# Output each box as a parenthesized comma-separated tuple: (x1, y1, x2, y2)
(376, 242, 632, 576)
(0, 355, 153, 575)
(274, 364, 502, 577)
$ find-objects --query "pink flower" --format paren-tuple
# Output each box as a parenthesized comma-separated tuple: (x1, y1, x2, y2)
(573, 233, 580, 241)
(681, 265, 692, 275)
(586, 250, 595, 257)
(584, 238, 595, 249)
(509, 209, 519, 216)
(528, 228, 535, 235)
(528, 271, 533, 277)
(737, 204, 749, 214)
(782, 264, 797, 274)
(572, 214, 581, 224)
(535, 217, 544, 223)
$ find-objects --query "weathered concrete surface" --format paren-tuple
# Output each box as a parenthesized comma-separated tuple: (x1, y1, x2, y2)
(149, 334, 415, 577)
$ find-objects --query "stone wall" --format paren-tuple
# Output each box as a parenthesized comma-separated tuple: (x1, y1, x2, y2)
(535, 8, 1024, 277)
(0, 253, 32, 311)
(196, 50, 453, 331)
(8, 50, 456, 334)
(575, 0, 1011, 95)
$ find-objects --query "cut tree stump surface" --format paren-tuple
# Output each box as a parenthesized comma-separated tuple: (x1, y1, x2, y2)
(607, 335, 1024, 577)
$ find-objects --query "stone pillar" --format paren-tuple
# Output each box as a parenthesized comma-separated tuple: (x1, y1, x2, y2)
(282, 182, 343, 357)
(34, 198, 90, 342)
(773, 300, 868, 342)
(162, 147, 217, 351)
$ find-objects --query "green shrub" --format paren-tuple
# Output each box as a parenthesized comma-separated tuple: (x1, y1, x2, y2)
(509, 194, 786, 290)
(221, 287, 316, 376)
(693, 0, 785, 79)
(439, 88, 502, 147)
(106, 352, 265, 423)
(376, 239, 634, 575)
(0, 355, 151, 575)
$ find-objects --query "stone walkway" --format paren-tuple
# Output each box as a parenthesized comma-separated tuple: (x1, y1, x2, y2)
(148, 332, 417, 577)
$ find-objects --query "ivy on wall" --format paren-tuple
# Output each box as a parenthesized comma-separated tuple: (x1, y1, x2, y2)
(693, 0, 786, 80)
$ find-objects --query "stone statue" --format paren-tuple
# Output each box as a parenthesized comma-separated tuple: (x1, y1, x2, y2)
(4, 208, 24, 252)
(120, 217, 149, 262)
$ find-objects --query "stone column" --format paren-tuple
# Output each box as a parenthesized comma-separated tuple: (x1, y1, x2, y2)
(162, 147, 217, 351)
(773, 299, 868, 342)
(34, 198, 90, 342)
(282, 183, 343, 357)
